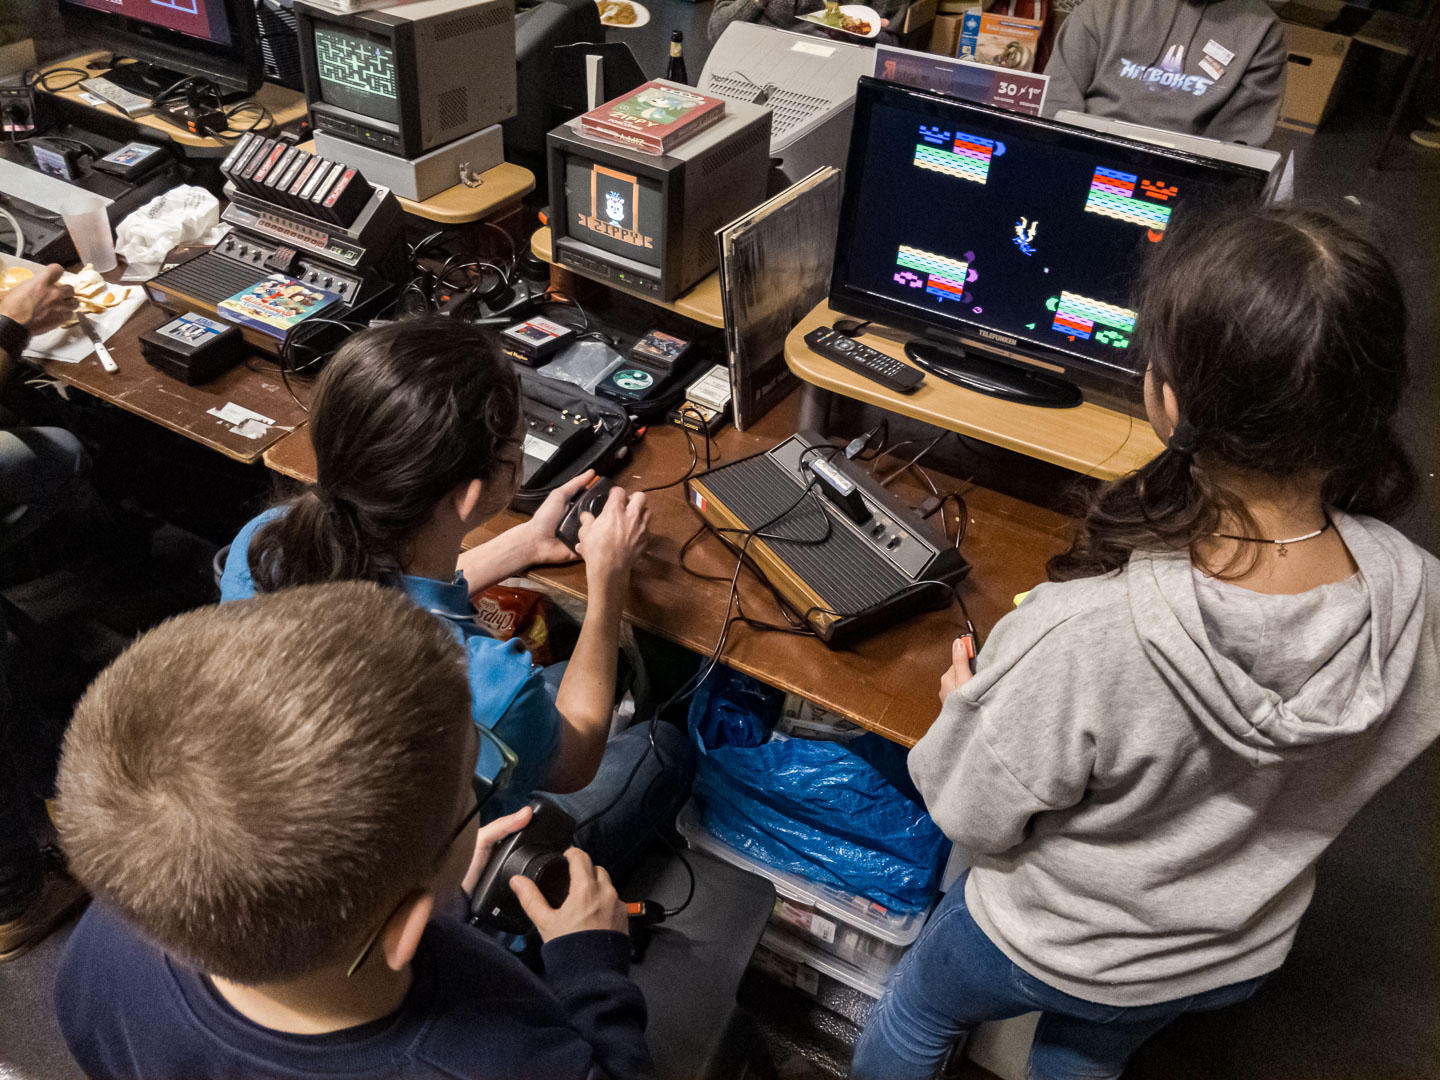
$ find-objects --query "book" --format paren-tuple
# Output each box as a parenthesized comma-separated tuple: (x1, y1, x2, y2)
(579, 80, 726, 155)
(716, 167, 842, 430)
(217, 274, 342, 340)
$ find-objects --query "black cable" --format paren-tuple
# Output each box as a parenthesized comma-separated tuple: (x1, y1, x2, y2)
(571, 456, 839, 838)
(639, 406, 718, 494)
(25, 67, 90, 92)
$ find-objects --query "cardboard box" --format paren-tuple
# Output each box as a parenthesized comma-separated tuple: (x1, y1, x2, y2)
(929, 12, 967, 56)
(899, 0, 939, 48)
(1275, 2, 1367, 133)
(902, 0, 939, 35)
(958, 12, 1046, 70)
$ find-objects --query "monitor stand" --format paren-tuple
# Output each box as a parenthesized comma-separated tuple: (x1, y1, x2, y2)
(904, 340, 1084, 409)
(102, 60, 247, 104)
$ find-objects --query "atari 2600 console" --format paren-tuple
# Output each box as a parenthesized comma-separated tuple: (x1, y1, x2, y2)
(145, 134, 405, 354)
(686, 432, 968, 645)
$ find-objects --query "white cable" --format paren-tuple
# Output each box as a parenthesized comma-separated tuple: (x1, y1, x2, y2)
(0, 205, 25, 257)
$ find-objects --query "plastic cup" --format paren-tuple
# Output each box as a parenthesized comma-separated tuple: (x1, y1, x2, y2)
(62, 198, 116, 273)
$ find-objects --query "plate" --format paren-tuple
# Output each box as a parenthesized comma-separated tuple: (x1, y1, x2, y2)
(799, 4, 882, 39)
(596, 0, 650, 28)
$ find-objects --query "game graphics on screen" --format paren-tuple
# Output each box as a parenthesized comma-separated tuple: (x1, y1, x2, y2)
(67, 0, 231, 45)
(848, 104, 1200, 370)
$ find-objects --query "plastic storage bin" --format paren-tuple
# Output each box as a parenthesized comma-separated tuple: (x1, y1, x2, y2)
(751, 926, 889, 1000)
(677, 801, 929, 986)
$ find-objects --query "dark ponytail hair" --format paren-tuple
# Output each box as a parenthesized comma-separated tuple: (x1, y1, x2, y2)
(249, 317, 523, 591)
(1050, 204, 1415, 581)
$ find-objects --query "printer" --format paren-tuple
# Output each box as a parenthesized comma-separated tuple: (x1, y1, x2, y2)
(698, 23, 877, 190)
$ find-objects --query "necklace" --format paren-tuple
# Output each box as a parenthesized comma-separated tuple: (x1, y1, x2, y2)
(1211, 514, 1333, 558)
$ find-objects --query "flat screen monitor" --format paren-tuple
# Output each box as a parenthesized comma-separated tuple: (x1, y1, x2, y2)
(830, 79, 1271, 398)
(57, 0, 260, 93)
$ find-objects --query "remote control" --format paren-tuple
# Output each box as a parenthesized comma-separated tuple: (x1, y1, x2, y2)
(80, 78, 154, 118)
(804, 326, 924, 394)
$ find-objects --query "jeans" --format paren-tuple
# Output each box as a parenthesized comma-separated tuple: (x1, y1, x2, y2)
(851, 875, 1267, 1080)
(0, 423, 90, 557)
(545, 720, 695, 880)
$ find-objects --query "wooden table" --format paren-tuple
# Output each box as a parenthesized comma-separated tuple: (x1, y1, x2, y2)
(38, 52, 309, 157)
(784, 301, 1164, 482)
(530, 226, 725, 329)
(37, 299, 311, 464)
(264, 391, 1072, 746)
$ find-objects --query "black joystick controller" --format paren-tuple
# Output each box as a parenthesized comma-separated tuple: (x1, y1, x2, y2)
(554, 477, 615, 554)
(469, 796, 576, 935)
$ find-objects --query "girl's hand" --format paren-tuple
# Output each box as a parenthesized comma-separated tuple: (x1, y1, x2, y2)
(523, 470, 595, 565)
(576, 485, 649, 591)
(938, 636, 976, 704)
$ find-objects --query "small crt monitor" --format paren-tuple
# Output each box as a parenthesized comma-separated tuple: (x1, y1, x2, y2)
(296, 0, 517, 159)
(829, 78, 1272, 404)
(546, 90, 772, 303)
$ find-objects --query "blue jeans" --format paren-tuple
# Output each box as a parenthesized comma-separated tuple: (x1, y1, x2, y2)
(0, 423, 89, 557)
(544, 720, 695, 880)
(852, 876, 1267, 1080)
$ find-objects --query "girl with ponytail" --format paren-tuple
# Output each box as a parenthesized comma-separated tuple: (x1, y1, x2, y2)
(854, 206, 1438, 1079)
(220, 317, 692, 871)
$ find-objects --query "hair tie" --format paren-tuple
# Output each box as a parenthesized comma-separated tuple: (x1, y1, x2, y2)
(1167, 420, 1201, 457)
(311, 487, 353, 519)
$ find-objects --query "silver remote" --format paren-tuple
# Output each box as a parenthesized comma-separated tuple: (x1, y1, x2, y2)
(80, 78, 154, 118)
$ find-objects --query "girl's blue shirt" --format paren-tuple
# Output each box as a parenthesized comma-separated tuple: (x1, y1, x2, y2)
(220, 509, 561, 814)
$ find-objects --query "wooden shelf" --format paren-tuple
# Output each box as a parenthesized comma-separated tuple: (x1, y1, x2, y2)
(393, 163, 534, 223)
(297, 141, 534, 224)
(784, 301, 1164, 481)
(40, 52, 308, 154)
(531, 226, 724, 329)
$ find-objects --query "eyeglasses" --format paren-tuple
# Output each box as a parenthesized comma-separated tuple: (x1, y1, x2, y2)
(346, 722, 519, 977)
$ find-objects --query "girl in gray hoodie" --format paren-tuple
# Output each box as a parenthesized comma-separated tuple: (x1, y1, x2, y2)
(852, 205, 1437, 1079)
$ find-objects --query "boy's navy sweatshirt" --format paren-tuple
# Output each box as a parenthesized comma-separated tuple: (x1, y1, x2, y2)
(56, 903, 653, 1080)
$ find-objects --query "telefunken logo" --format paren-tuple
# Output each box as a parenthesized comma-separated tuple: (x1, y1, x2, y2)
(1118, 58, 1213, 97)
(978, 329, 1017, 346)
(577, 213, 655, 249)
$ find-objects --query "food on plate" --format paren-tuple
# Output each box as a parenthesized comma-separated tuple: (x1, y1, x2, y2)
(597, 0, 637, 25)
(0, 263, 127, 327)
(805, 3, 873, 35)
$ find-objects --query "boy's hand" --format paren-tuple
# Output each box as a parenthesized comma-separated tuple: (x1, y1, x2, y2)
(523, 470, 595, 566)
(938, 636, 976, 704)
(0, 265, 76, 335)
(575, 485, 649, 591)
(510, 847, 629, 942)
(461, 805, 533, 897)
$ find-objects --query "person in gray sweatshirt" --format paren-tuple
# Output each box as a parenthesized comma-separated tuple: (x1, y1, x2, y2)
(851, 205, 1437, 1080)
(1043, 0, 1287, 145)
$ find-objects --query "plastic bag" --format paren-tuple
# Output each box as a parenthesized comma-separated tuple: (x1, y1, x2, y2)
(114, 185, 227, 279)
(689, 667, 949, 914)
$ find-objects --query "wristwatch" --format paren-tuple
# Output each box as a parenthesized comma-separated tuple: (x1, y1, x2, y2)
(0, 314, 30, 359)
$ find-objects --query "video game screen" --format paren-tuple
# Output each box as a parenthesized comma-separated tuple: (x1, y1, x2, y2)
(834, 86, 1266, 380)
(313, 25, 399, 124)
(564, 157, 662, 268)
(61, 0, 232, 46)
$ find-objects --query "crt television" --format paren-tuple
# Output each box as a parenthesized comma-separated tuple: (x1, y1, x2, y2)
(295, 0, 517, 159)
(546, 87, 772, 302)
(829, 78, 1272, 406)
(57, 0, 262, 95)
